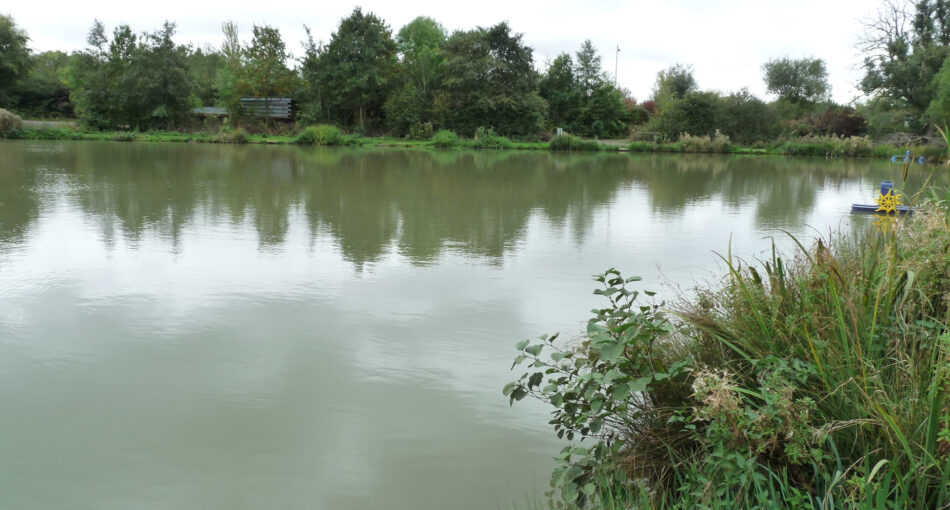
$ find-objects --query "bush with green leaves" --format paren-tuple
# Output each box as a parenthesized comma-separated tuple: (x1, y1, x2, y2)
(295, 124, 342, 146)
(0, 108, 23, 137)
(430, 129, 460, 148)
(471, 126, 514, 149)
(549, 134, 601, 151)
(508, 203, 950, 508)
(679, 130, 732, 153)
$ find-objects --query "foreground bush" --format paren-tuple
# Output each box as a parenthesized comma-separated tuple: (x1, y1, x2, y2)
(549, 134, 601, 151)
(0, 108, 23, 137)
(508, 203, 950, 508)
(296, 124, 342, 146)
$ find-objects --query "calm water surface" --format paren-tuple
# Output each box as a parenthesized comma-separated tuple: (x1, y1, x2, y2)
(0, 141, 926, 509)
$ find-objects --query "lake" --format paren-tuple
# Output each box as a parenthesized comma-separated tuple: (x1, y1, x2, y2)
(0, 141, 925, 509)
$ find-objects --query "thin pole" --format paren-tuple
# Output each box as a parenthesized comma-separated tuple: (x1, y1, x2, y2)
(615, 45, 619, 87)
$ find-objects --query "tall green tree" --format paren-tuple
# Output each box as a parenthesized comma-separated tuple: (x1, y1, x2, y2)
(762, 57, 830, 107)
(539, 53, 581, 129)
(441, 22, 546, 136)
(135, 21, 195, 127)
(383, 16, 447, 135)
(860, 0, 950, 122)
(312, 7, 397, 129)
(65, 20, 194, 129)
(14, 50, 72, 117)
(575, 39, 602, 96)
(0, 14, 31, 107)
(187, 46, 226, 107)
(652, 64, 697, 109)
(241, 24, 296, 99)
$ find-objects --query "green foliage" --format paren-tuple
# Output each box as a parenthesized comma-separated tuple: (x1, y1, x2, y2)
(540, 54, 581, 129)
(470, 126, 514, 149)
(548, 134, 601, 151)
(926, 54, 950, 128)
(382, 17, 447, 136)
(12, 51, 72, 117)
(0, 107, 23, 136)
(186, 47, 225, 107)
(652, 63, 697, 109)
(860, 0, 950, 122)
(295, 124, 342, 145)
(650, 91, 723, 141)
(306, 8, 398, 129)
(777, 135, 873, 157)
(222, 126, 247, 144)
(65, 20, 195, 130)
(762, 57, 831, 106)
(240, 24, 297, 103)
(441, 22, 546, 137)
(430, 129, 459, 147)
(719, 88, 779, 144)
(510, 205, 950, 507)
(679, 130, 732, 153)
(0, 14, 30, 107)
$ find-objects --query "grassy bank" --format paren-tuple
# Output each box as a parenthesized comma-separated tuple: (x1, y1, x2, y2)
(6, 125, 947, 160)
(628, 134, 947, 160)
(5, 126, 617, 152)
(508, 182, 950, 508)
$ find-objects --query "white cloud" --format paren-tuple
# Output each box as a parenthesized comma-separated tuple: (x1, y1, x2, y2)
(7, 0, 879, 103)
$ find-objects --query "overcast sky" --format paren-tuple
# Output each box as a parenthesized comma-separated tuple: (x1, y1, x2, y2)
(6, 0, 880, 104)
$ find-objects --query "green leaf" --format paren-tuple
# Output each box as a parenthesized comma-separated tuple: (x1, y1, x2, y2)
(515, 339, 530, 350)
(511, 354, 527, 368)
(599, 341, 625, 361)
(525, 344, 543, 356)
(612, 383, 630, 400)
(630, 376, 652, 393)
(502, 382, 516, 396)
(528, 372, 543, 389)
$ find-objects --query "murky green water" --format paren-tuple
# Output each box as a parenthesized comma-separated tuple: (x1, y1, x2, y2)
(0, 141, 932, 509)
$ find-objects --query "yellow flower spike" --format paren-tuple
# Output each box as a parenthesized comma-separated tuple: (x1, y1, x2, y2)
(874, 189, 901, 214)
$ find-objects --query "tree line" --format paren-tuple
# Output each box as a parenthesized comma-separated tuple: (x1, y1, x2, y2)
(2, 2, 950, 142)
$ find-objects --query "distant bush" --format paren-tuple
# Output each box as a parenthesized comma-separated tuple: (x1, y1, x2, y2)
(296, 124, 342, 146)
(779, 135, 872, 157)
(430, 129, 460, 148)
(0, 108, 24, 137)
(817, 106, 868, 137)
(407, 121, 434, 140)
(471, 126, 514, 149)
(679, 130, 732, 153)
(111, 131, 135, 142)
(549, 134, 601, 151)
(220, 127, 249, 144)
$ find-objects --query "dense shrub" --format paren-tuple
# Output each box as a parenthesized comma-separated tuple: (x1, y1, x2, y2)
(549, 134, 601, 151)
(219, 127, 248, 144)
(111, 131, 135, 141)
(295, 124, 341, 145)
(779, 135, 873, 157)
(817, 106, 868, 137)
(679, 130, 732, 153)
(470, 126, 514, 149)
(430, 129, 460, 148)
(0, 108, 23, 137)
